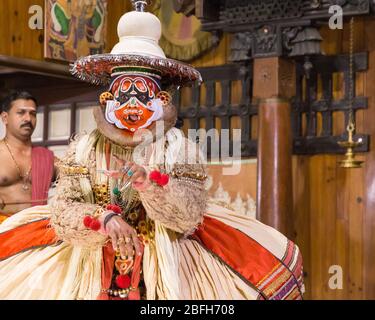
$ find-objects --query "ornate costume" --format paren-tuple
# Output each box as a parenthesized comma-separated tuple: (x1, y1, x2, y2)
(0, 1, 304, 300)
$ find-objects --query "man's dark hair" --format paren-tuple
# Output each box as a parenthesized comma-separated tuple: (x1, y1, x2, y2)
(1, 91, 38, 113)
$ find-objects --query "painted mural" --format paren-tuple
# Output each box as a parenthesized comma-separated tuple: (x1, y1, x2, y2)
(44, 0, 107, 61)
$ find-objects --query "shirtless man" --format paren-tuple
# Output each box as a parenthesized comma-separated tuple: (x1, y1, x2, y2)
(0, 91, 56, 223)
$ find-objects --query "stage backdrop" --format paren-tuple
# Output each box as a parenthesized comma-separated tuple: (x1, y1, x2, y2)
(44, 0, 108, 61)
(150, 0, 217, 61)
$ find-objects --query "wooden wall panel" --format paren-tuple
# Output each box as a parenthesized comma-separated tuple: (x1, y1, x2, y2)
(0, 0, 130, 61)
(292, 156, 311, 298)
(291, 18, 372, 300)
(0, 0, 44, 60)
(310, 156, 337, 299)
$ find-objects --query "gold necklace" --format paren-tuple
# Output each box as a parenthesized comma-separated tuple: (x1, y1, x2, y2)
(3, 139, 32, 192)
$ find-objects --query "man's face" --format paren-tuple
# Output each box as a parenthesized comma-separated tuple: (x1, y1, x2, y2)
(1, 99, 37, 139)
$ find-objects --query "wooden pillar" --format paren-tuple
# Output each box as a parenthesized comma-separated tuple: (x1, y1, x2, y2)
(364, 18, 375, 299)
(253, 57, 295, 235)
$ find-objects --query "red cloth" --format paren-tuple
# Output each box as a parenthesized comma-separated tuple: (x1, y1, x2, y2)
(191, 216, 303, 300)
(97, 244, 115, 300)
(191, 216, 279, 288)
(31, 147, 54, 206)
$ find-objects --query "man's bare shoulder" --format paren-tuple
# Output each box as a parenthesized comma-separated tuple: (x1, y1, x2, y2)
(0, 140, 16, 185)
(0, 140, 8, 158)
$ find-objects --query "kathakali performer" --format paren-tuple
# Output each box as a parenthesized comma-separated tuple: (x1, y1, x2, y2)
(0, 1, 304, 300)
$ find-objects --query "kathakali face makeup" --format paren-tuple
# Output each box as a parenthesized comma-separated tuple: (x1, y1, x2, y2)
(103, 70, 164, 133)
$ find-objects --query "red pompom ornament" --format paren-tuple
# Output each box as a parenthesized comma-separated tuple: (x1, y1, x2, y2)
(83, 215, 101, 231)
(106, 204, 122, 214)
(149, 170, 169, 187)
(158, 174, 169, 186)
(112, 205, 122, 214)
(116, 274, 131, 289)
(89, 219, 101, 231)
(149, 170, 161, 182)
(83, 216, 93, 228)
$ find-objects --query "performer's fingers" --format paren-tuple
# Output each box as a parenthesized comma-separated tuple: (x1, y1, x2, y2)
(118, 238, 128, 260)
(121, 228, 136, 259)
(131, 170, 146, 184)
(128, 164, 138, 177)
(123, 162, 134, 174)
(121, 163, 136, 184)
(110, 232, 119, 252)
(117, 230, 133, 259)
(125, 242, 134, 260)
(132, 231, 142, 257)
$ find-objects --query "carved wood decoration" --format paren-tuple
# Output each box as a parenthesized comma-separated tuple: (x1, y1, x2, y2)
(180, 0, 375, 60)
(172, 0, 373, 157)
(293, 52, 369, 154)
(176, 53, 369, 156)
(174, 63, 258, 158)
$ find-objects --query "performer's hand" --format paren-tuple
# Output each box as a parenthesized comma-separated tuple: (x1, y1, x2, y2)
(113, 155, 150, 191)
(103, 214, 142, 259)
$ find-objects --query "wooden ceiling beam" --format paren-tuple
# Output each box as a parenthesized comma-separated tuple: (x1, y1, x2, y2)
(0, 55, 72, 80)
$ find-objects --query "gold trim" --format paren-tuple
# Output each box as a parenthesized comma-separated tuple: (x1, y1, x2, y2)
(171, 165, 208, 182)
(59, 165, 90, 176)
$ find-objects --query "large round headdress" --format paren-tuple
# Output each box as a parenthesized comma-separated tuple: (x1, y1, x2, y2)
(70, 1, 201, 146)
(70, 0, 202, 88)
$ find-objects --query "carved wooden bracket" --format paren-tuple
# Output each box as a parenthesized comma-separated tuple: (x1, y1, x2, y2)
(176, 0, 375, 59)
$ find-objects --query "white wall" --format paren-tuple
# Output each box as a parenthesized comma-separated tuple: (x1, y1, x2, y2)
(0, 119, 5, 139)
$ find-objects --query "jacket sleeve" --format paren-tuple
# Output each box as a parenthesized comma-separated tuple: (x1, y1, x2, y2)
(49, 141, 107, 248)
